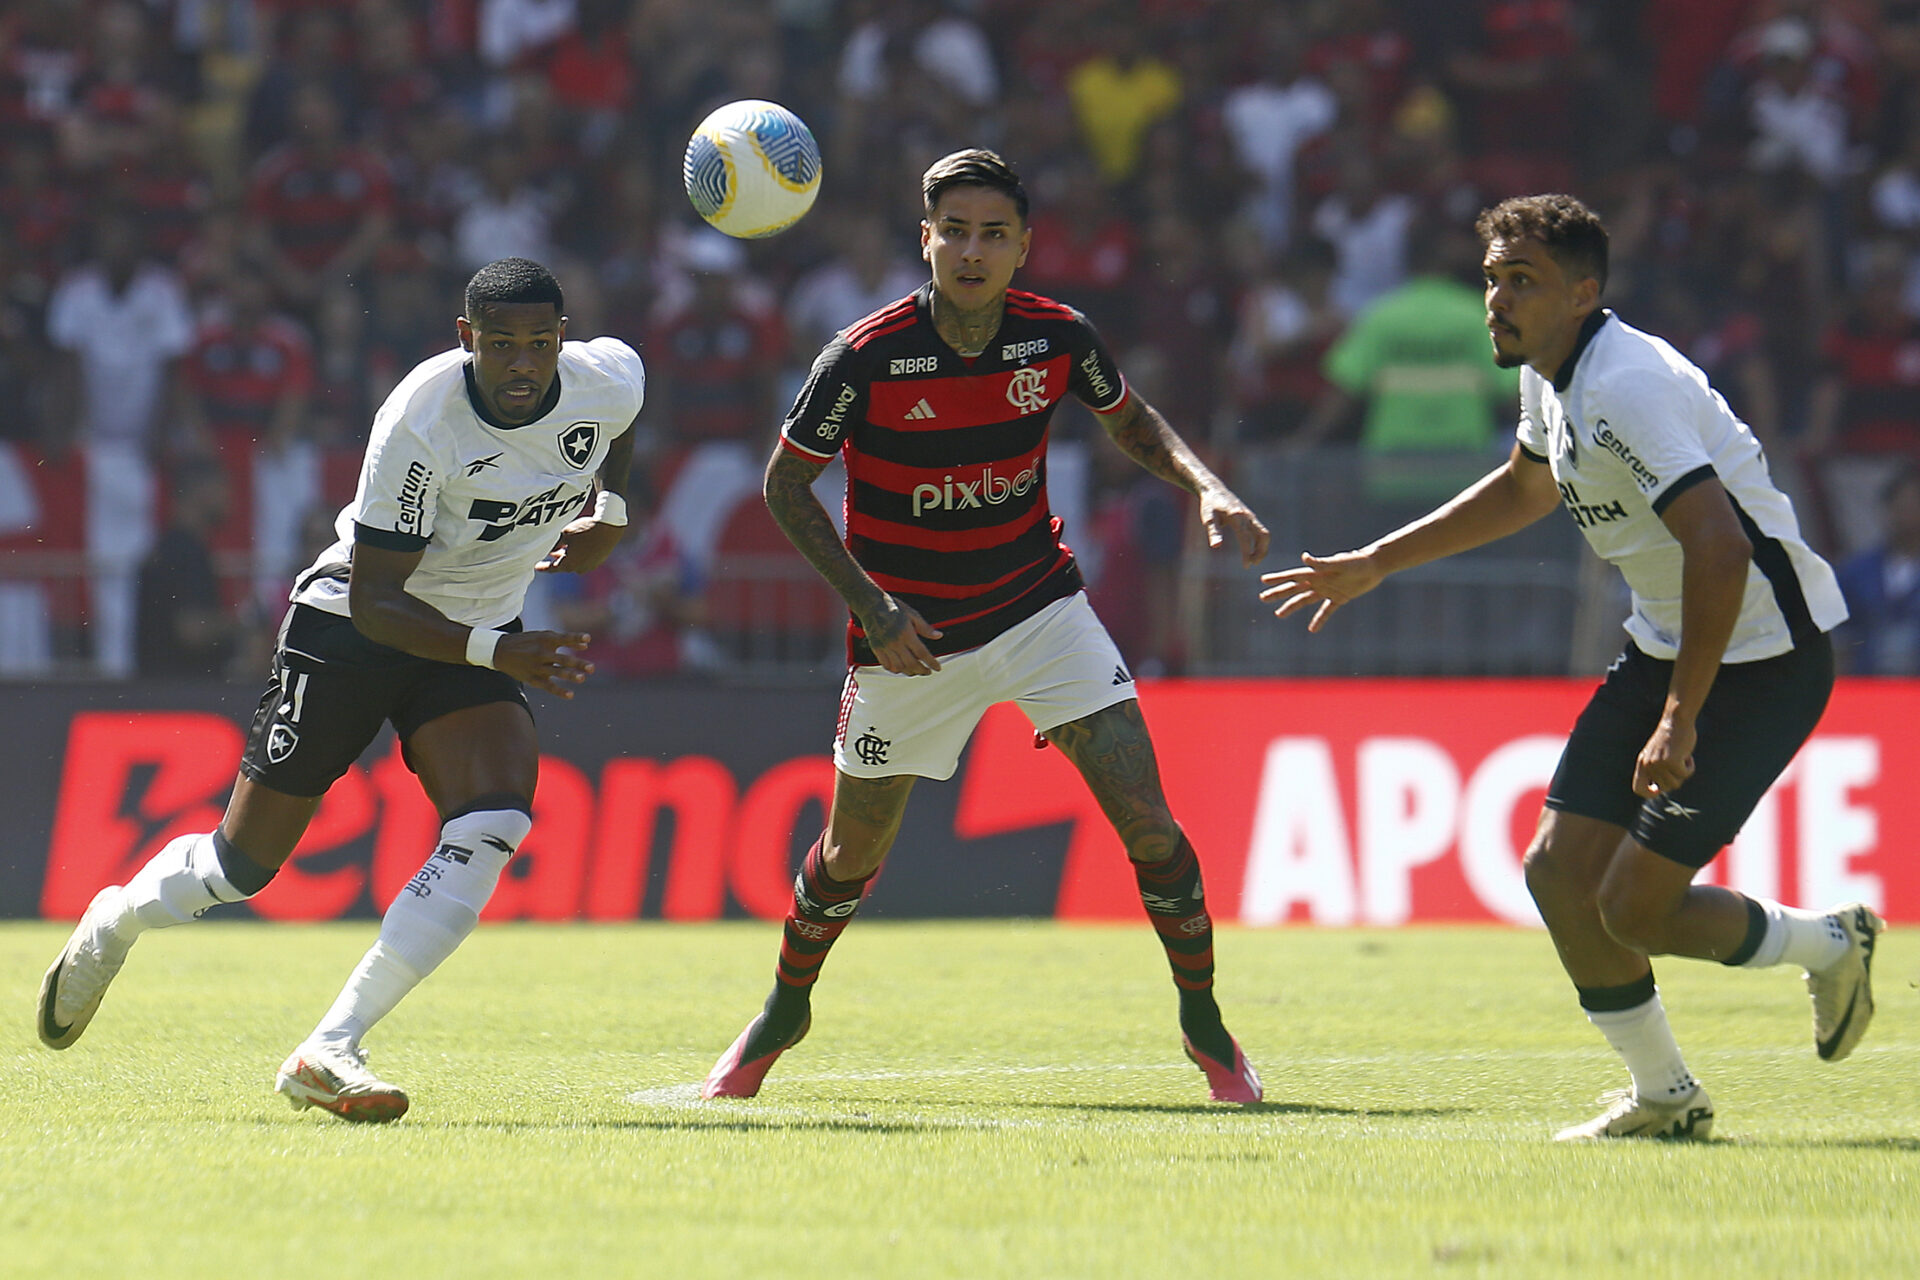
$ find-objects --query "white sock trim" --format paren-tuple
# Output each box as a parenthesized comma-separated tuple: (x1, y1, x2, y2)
(1586, 992, 1698, 1102)
(120, 833, 243, 933)
(1746, 900, 1849, 972)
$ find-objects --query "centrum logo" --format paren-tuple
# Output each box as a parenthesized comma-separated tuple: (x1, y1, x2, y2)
(911, 458, 1039, 518)
(1005, 366, 1050, 415)
(396, 460, 431, 535)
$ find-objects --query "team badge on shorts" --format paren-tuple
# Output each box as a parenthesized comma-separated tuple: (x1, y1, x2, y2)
(558, 421, 598, 469)
(265, 722, 300, 764)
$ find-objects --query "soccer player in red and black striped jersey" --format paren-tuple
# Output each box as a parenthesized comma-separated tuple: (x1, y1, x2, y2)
(703, 149, 1272, 1103)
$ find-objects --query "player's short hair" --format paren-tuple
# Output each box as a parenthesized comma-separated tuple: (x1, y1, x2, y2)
(922, 149, 1029, 223)
(1475, 194, 1610, 294)
(464, 258, 564, 322)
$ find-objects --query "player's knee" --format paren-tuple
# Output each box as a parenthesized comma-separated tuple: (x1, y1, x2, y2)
(1593, 875, 1664, 953)
(1522, 838, 1584, 911)
(1119, 811, 1181, 864)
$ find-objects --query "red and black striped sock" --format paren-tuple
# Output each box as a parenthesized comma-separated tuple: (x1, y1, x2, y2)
(1134, 835, 1233, 1065)
(743, 835, 870, 1057)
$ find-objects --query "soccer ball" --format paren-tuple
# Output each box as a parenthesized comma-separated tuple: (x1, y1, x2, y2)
(683, 99, 822, 239)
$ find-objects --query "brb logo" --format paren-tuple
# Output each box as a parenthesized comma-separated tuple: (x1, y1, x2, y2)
(911, 457, 1039, 518)
(1005, 366, 1050, 415)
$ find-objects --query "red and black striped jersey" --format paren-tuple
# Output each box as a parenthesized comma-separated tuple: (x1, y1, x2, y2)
(782, 284, 1131, 664)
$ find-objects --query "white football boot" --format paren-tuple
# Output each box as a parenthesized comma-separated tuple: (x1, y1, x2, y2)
(1806, 903, 1885, 1063)
(37, 887, 135, 1049)
(1554, 1085, 1714, 1142)
(276, 1041, 410, 1123)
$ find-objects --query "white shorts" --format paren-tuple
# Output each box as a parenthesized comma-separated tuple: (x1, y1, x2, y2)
(833, 591, 1137, 780)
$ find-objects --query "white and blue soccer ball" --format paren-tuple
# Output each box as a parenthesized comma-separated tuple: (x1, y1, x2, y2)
(683, 99, 822, 239)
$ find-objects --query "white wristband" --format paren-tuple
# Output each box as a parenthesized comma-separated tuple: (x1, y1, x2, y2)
(466, 627, 506, 669)
(592, 490, 629, 526)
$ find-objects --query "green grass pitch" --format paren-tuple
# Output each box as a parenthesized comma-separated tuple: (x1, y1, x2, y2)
(3, 920, 1915, 1279)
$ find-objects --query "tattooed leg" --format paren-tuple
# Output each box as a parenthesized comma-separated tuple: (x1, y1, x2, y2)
(824, 771, 917, 880)
(1046, 700, 1241, 1071)
(1042, 700, 1180, 862)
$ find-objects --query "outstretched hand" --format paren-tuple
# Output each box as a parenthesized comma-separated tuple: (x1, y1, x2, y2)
(1258, 549, 1383, 633)
(493, 630, 594, 697)
(1201, 488, 1271, 567)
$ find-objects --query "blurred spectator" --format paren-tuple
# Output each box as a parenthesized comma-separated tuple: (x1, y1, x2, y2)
(1221, 11, 1338, 253)
(0, 140, 82, 290)
(1225, 238, 1342, 445)
(1740, 16, 1853, 188)
(480, 0, 577, 70)
(1805, 240, 1920, 553)
(1308, 149, 1417, 318)
(177, 268, 322, 609)
(1834, 461, 1920, 673)
(1066, 21, 1181, 187)
(545, 518, 707, 677)
(135, 458, 243, 679)
(453, 141, 560, 271)
(1130, 210, 1232, 432)
(1295, 224, 1519, 503)
(1022, 160, 1137, 323)
(1434, 0, 1581, 193)
(244, 81, 394, 308)
(784, 209, 923, 363)
(646, 228, 787, 576)
(178, 269, 316, 454)
(47, 212, 197, 676)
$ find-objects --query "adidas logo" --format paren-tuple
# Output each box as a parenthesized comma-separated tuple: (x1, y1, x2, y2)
(1112, 665, 1133, 685)
(904, 398, 937, 420)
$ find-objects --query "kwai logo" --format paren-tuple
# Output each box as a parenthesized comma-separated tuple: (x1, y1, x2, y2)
(911, 458, 1039, 517)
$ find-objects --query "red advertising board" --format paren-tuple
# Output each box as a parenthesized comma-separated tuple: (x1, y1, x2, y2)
(8, 679, 1915, 924)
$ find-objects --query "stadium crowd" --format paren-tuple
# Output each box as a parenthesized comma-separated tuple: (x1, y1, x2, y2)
(4, 0, 1920, 680)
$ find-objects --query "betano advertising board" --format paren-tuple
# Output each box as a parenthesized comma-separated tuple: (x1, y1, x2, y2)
(3, 680, 1910, 924)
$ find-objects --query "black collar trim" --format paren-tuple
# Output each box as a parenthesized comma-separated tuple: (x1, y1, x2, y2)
(1551, 308, 1612, 393)
(464, 361, 562, 430)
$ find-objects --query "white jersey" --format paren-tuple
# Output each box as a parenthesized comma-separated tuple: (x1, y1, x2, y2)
(291, 337, 646, 629)
(1516, 311, 1846, 663)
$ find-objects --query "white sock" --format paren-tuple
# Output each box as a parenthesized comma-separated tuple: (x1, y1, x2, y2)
(118, 833, 244, 935)
(1586, 992, 1698, 1103)
(308, 807, 531, 1047)
(1742, 900, 1849, 972)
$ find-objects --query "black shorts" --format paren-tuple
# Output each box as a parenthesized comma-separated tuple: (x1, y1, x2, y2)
(1545, 633, 1834, 867)
(239, 605, 530, 798)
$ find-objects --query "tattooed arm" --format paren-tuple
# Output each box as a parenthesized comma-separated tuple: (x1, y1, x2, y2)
(763, 446, 945, 674)
(1100, 394, 1270, 567)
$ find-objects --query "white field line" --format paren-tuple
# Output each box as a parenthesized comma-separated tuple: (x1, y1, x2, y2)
(625, 1042, 1913, 1106)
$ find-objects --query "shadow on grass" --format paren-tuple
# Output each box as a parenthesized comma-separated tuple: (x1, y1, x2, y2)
(1005, 1099, 1464, 1119)
(1708, 1135, 1920, 1151)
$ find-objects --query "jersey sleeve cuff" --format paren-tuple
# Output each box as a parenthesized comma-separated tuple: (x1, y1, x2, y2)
(1651, 463, 1716, 515)
(1090, 377, 1132, 415)
(780, 434, 837, 460)
(1517, 443, 1549, 464)
(353, 521, 431, 551)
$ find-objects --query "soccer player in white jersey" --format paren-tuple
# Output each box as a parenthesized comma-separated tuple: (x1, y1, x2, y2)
(1262, 195, 1883, 1141)
(37, 258, 645, 1122)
